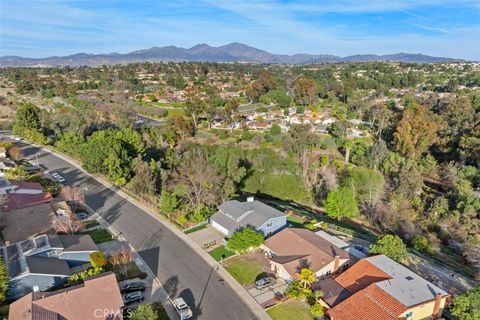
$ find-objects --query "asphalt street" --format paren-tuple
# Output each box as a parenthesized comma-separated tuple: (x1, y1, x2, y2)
(17, 141, 257, 320)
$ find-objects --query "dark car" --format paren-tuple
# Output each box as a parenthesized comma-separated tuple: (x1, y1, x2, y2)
(123, 291, 144, 305)
(120, 281, 146, 293)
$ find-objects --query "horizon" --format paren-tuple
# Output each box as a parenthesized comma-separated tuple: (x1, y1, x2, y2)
(0, 41, 468, 60)
(1, 1, 479, 60)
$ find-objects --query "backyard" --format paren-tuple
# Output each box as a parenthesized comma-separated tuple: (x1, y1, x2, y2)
(266, 300, 313, 320)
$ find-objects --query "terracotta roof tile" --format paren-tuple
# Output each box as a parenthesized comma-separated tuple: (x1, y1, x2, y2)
(328, 284, 407, 320)
(335, 258, 391, 294)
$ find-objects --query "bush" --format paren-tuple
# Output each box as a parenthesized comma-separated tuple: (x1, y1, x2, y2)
(369, 234, 408, 261)
(241, 131, 253, 141)
(89, 252, 108, 268)
(226, 228, 264, 254)
(412, 235, 433, 254)
(69, 267, 103, 284)
(310, 304, 324, 318)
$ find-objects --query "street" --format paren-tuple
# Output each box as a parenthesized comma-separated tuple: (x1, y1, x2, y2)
(17, 141, 258, 320)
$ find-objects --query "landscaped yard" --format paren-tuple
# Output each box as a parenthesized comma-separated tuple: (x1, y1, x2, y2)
(184, 224, 207, 234)
(209, 245, 235, 261)
(267, 300, 313, 320)
(224, 256, 264, 286)
(82, 228, 113, 244)
(83, 220, 99, 229)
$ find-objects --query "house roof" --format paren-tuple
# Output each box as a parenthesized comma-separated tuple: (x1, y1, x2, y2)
(328, 283, 407, 320)
(265, 228, 350, 277)
(25, 256, 72, 276)
(365, 255, 448, 307)
(54, 235, 98, 252)
(335, 258, 392, 294)
(2, 202, 54, 243)
(312, 277, 351, 307)
(9, 272, 123, 320)
(2, 192, 53, 211)
(211, 199, 285, 233)
(9, 180, 44, 190)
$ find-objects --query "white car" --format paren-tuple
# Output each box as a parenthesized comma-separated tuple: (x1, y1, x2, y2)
(51, 172, 66, 183)
(173, 297, 193, 319)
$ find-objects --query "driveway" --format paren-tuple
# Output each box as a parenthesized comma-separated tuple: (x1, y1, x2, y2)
(188, 225, 225, 249)
(247, 278, 288, 308)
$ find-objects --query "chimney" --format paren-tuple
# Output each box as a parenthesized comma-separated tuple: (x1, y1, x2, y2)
(432, 292, 443, 319)
(333, 255, 340, 274)
(247, 196, 254, 203)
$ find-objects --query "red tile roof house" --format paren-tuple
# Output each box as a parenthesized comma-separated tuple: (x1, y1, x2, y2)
(2, 192, 53, 211)
(9, 272, 123, 320)
(316, 255, 449, 320)
(263, 228, 352, 282)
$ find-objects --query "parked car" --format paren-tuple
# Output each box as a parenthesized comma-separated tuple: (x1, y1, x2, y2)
(51, 172, 66, 183)
(254, 277, 276, 290)
(120, 281, 146, 293)
(173, 297, 193, 319)
(123, 291, 144, 305)
(75, 212, 89, 220)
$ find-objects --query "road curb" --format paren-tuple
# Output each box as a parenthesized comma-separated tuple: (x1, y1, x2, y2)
(28, 142, 271, 320)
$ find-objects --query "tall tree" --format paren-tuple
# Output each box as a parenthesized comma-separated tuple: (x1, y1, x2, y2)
(294, 78, 317, 106)
(324, 187, 359, 220)
(394, 105, 443, 160)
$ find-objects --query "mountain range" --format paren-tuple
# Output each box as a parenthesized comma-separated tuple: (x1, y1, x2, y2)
(0, 42, 463, 67)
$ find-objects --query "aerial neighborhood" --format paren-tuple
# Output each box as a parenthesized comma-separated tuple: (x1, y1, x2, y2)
(0, 24, 478, 320)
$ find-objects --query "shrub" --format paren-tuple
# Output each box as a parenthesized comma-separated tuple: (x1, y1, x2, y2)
(89, 252, 108, 268)
(241, 131, 253, 141)
(310, 304, 324, 318)
(68, 267, 103, 284)
(226, 228, 264, 254)
(369, 234, 408, 261)
(412, 235, 433, 254)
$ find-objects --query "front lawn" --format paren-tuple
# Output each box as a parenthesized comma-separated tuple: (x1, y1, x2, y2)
(267, 300, 313, 320)
(209, 246, 235, 261)
(83, 220, 100, 229)
(82, 228, 113, 244)
(224, 257, 263, 286)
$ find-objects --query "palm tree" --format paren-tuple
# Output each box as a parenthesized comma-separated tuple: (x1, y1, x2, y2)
(299, 268, 316, 289)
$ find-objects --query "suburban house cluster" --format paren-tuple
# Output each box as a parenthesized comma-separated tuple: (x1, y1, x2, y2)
(210, 198, 449, 319)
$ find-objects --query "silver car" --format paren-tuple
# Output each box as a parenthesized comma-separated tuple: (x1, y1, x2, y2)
(254, 277, 276, 290)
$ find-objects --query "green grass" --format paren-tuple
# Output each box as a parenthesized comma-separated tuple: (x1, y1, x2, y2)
(82, 228, 113, 244)
(287, 215, 305, 228)
(83, 220, 100, 229)
(209, 246, 235, 261)
(267, 300, 313, 320)
(184, 224, 207, 234)
(225, 259, 263, 286)
(167, 108, 185, 117)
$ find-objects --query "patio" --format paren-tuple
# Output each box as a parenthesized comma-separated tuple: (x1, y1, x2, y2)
(187, 225, 225, 249)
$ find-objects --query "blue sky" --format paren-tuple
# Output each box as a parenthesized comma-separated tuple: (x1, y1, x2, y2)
(1, 0, 479, 60)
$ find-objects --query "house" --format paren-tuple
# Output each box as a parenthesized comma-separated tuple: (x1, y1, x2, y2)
(8, 272, 123, 320)
(0, 157, 16, 177)
(2, 192, 53, 211)
(1, 202, 55, 244)
(263, 228, 351, 281)
(1, 234, 99, 299)
(315, 230, 367, 259)
(319, 255, 448, 320)
(0, 178, 44, 195)
(210, 198, 287, 237)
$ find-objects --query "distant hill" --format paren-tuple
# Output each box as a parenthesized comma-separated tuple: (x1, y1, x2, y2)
(0, 42, 463, 67)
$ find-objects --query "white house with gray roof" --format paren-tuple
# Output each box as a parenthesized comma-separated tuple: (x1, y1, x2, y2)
(210, 198, 287, 237)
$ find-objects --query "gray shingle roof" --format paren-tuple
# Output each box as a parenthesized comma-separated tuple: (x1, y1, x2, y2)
(25, 256, 72, 276)
(366, 255, 448, 307)
(212, 200, 286, 234)
(57, 235, 98, 252)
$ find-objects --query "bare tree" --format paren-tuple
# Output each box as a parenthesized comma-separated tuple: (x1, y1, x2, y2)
(52, 213, 84, 234)
(110, 245, 133, 276)
(60, 186, 85, 213)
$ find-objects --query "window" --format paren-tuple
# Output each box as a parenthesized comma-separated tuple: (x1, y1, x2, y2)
(266, 222, 273, 227)
(405, 311, 413, 318)
(326, 270, 332, 276)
